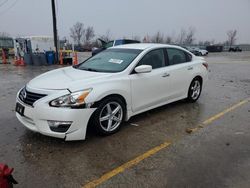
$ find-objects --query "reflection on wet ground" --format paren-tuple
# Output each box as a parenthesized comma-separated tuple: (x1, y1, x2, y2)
(0, 52, 250, 187)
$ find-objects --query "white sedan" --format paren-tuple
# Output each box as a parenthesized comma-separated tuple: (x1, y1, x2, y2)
(189, 47, 208, 56)
(16, 44, 208, 141)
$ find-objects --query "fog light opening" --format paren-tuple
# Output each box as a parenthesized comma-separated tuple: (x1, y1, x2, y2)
(48, 120, 72, 133)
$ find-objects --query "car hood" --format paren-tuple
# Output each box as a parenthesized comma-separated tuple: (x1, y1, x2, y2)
(27, 66, 111, 90)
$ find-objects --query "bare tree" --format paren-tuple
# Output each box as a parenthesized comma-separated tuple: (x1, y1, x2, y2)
(131, 35, 141, 41)
(0, 32, 11, 38)
(84, 26, 95, 45)
(184, 27, 195, 45)
(227, 29, 237, 47)
(70, 22, 85, 45)
(165, 36, 173, 44)
(142, 35, 150, 43)
(223, 40, 230, 46)
(100, 30, 112, 42)
(176, 29, 186, 45)
(198, 41, 204, 46)
(151, 31, 164, 43)
(122, 36, 128, 39)
(198, 39, 215, 47)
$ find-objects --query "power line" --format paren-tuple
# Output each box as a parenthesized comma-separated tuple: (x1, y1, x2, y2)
(0, 0, 8, 7)
(0, 0, 19, 15)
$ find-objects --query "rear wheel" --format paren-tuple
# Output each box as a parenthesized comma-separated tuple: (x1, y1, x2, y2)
(92, 97, 125, 135)
(187, 78, 202, 102)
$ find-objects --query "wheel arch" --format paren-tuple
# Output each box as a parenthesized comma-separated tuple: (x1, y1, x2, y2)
(92, 94, 127, 109)
(87, 93, 128, 133)
(187, 75, 203, 96)
(193, 75, 203, 86)
(186, 75, 203, 102)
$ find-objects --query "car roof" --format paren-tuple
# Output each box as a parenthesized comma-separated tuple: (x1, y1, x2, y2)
(111, 43, 182, 50)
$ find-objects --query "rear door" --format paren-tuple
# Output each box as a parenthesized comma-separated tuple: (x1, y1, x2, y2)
(165, 48, 195, 99)
(129, 48, 171, 113)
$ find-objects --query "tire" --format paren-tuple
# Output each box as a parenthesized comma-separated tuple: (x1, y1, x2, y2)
(198, 52, 202, 56)
(187, 78, 202, 102)
(92, 96, 125, 135)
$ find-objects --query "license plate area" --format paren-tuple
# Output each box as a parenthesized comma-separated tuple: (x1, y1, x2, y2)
(16, 102, 25, 116)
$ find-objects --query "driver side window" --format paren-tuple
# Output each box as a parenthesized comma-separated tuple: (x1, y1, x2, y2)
(137, 49, 165, 69)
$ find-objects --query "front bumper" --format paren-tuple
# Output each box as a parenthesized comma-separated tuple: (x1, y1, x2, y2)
(16, 88, 96, 141)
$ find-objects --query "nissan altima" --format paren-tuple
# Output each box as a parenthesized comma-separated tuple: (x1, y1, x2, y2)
(16, 44, 208, 141)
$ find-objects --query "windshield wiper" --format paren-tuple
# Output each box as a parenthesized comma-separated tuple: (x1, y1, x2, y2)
(79, 67, 99, 72)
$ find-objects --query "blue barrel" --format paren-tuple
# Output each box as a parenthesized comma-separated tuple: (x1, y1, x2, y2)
(45, 51, 55, 65)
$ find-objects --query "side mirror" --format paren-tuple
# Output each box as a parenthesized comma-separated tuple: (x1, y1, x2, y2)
(134, 65, 152, 73)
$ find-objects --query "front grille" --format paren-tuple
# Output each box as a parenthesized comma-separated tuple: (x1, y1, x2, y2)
(19, 88, 47, 106)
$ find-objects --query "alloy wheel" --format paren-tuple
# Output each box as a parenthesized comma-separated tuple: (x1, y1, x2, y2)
(191, 80, 201, 100)
(99, 102, 123, 132)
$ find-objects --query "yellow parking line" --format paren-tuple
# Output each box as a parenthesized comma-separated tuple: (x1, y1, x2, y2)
(189, 98, 250, 133)
(202, 99, 249, 125)
(83, 141, 171, 188)
(83, 98, 250, 188)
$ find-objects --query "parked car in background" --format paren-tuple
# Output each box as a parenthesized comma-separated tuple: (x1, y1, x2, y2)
(187, 47, 208, 56)
(16, 43, 208, 141)
(228, 46, 242, 52)
(92, 38, 140, 56)
(206, 45, 223, 52)
(74, 45, 92, 52)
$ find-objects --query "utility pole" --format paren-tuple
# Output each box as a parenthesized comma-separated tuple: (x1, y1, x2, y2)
(51, 0, 58, 63)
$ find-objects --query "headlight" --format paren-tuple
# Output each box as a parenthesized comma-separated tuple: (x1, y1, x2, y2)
(49, 89, 92, 108)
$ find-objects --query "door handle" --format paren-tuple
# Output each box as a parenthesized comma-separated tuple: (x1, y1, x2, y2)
(187, 66, 193, 70)
(162, 73, 170, 77)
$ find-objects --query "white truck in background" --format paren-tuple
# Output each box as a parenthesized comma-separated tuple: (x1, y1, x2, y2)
(14, 36, 54, 57)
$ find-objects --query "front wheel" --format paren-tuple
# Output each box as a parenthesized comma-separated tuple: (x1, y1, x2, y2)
(187, 78, 202, 102)
(92, 97, 125, 135)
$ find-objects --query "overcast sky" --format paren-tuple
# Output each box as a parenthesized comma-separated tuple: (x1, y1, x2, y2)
(0, 0, 250, 43)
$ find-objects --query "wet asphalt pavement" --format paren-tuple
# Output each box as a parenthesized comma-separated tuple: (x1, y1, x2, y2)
(0, 52, 250, 188)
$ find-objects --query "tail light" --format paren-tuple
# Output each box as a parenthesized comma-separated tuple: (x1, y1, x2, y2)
(202, 63, 208, 70)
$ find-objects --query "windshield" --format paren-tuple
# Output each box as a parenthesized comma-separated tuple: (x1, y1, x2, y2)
(76, 48, 142, 73)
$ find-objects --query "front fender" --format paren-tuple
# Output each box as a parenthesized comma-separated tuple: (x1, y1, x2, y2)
(84, 79, 131, 111)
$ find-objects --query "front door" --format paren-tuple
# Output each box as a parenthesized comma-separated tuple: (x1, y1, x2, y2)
(130, 49, 170, 113)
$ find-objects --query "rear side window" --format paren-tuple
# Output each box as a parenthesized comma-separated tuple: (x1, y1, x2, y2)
(114, 40, 123, 46)
(105, 41, 114, 48)
(167, 48, 190, 65)
(137, 49, 165, 69)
